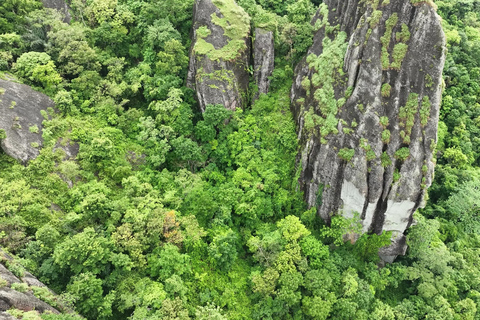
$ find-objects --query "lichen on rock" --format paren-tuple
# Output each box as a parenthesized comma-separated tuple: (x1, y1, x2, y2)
(291, 0, 446, 262)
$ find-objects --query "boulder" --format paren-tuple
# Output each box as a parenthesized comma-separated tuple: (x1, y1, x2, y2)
(0, 79, 54, 164)
(253, 27, 274, 101)
(291, 0, 446, 262)
(187, 0, 251, 111)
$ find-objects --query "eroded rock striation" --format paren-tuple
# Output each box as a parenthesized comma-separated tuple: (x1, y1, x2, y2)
(0, 79, 54, 164)
(187, 0, 251, 111)
(291, 0, 446, 261)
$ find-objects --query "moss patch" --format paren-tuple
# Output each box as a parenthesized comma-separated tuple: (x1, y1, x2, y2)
(194, 0, 250, 61)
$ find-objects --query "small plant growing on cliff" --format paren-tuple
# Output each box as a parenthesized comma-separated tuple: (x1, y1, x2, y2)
(11, 282, 29, 293)
(369, 10, 383, 28)
(381, 151, 392, 167)
(32, 286, 57, 307)
(338, 148, 355, 161)
(382, 129, 391, 143)
(344, 86, 354, 99)
(366, 150, 376, 161)
(391, 43, 408, 70)
(420, 96, 431, 126)
(396, 24, 410, 42)
(380, 13, 398, 69)
(394, 147, 410, 161)
(399, 93, 419, 143)
(29, 125, 39, 133)
(381, 83, 391, 97)
(0, 276, 7, 287)
(425, 74, 434, 88)
(393, 168, 401, 182)
(422, 164, 428, 174)
(0, 129, 6, 139)
(379, 116, 389, 127)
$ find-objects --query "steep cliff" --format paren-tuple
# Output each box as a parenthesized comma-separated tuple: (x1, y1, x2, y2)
(291, 0, 446, 261)
(0, 79, 54, 164)
(187, 0, 251, 112)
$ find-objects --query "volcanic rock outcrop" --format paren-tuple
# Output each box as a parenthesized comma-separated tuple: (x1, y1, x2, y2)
(187, 0, 251, 112)
(0, 79, 54, 164)
(291, 0, 446, 261)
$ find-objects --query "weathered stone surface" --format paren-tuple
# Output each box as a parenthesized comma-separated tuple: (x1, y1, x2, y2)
(0, 265, 20, 287)
(187, 0, 251, 111)
(291, 0, 446, 261)
(0, 288, 58, 313)
(41, 0, 71, 23)
(0, 79, 54, 164)
(253, 28, 274, 102)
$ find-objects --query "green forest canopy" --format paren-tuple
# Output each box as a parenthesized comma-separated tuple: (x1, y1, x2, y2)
(1, 0, 480, 319)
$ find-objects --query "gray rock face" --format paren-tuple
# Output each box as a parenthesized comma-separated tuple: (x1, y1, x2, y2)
(0, 251, 59, 314)
(41, 0, 71, 23)
(0, 288, 58, 313)
(253, 28, 274, 101)
(187, 0, 251, 111)
(0, 79, 54, 164)
(291, 0, 446, 261)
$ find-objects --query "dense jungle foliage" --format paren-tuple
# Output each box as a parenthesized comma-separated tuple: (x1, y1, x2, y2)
(1, 0, 480, 319)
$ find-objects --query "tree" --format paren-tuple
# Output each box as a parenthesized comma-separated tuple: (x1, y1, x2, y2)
(14, 52, 62, 91)
(66, 272, 114, 319)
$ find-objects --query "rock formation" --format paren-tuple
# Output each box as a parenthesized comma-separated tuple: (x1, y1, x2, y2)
(291, 0, 446, 262)
(187, 0, 251, 112)
(0, 250, 78, 318)
(253, 28, 275, 101)
(0, 79, 54, 164)
(41, 0, 71, 23)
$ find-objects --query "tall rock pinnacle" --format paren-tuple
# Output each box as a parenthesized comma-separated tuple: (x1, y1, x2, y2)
(187, 0, 251, 112)
(291, 0, 446, 261)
